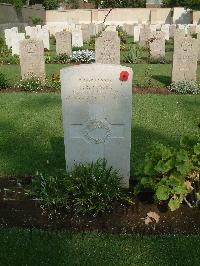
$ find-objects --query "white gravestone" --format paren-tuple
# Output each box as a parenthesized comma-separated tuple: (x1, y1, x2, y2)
(161, 24, 170, 40)
(72, 28, 83, 47)
(55, 31, 72, 56)
(19, 39, 45, 82)
(12, 33, 25, 55)
(133, 25, 141, 42)
(149, 31, 165, 61)
(95, 32, 120, 64)
(172, 37, 198, 83)
(60, 64, 133, 188)
(197, 33, 200, 61)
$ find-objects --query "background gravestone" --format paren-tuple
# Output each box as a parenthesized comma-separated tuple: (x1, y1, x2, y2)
(172, 36, 198, 83)
(149, 31, 165, 61)
(95, 32, 120, 64)
(19, 39, 45, 82)
(72, 28, 83, 47)
(55, 31, 72, 56)
(60, 64, 133, 188)
(139, 25, 151, 48)
(198, 33, 200, 61)
(169, 24, 176, 38)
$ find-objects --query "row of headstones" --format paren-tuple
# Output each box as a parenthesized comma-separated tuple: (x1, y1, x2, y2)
(4, 23, 105, 56)
(18, 25, 200, 85)
(123, 23, 200, 42)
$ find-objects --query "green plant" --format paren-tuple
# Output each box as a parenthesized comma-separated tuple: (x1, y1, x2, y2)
(46, 74, 61, 90)
(140, 65, 153, 89)
(116, 25, 128, 47)
(15, 76, 43, 92)
(0, 72, 9, 90)
(44, 52, 52, 64)
(30, 159, 130, 215)
(124, 46, 142, 63)
(29, 16, 43, 26)
(134, 135, 200, 211)
(168, 81, 200, 95)
(53, 53, 70, 64)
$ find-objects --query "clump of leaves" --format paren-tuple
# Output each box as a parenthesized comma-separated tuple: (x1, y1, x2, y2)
(168, 81, 200, 95)
(140, 65, 153, 89)
(30, 159, 131, 215)
(15, 76, 43, 92)
(123, 45, 142, 63)
(53, 53, 70, 64)
(0, 72, 9, 90)
(134, 135, 200, 211)
(46, 74, 61, 90)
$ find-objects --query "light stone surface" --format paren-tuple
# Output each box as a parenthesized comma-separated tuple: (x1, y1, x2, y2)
(172, 36, 198, 83)
(161, 24, 170, 40)
(12, 33, 25, 55)
(60, 63, 133, 188)
(198, 33, 200, 61)
(123, 24, 134, 36)
(95, 31, 120, 64)
(55, 31, 72, 56)
(19, 39, 45, 82)
(72, 28, 83, 47)
(174, 29, 185, 50)
(149, 31, 165, 61)
(133, 25, 141, 42)
(139, 25, 151, 48)
(186, 24, 197, 36)
(105, 25, 117, 32)
(169, 24, 176, 38)
(81, 24, 91, 41)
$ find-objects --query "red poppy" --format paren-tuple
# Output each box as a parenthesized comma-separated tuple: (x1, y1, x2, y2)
(119, 71, 129, 81)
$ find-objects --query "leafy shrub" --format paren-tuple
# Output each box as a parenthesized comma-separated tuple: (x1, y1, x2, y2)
(46, 74, 61, 90)
(70, 50, 95, 64)
(0, 47, 20, 64)
(116, 25, 128, 48)
(53, 53, 70, 64)
(15, 76, 43, 92)
(30, 159, 129, 215)
(0, 36, 5, 50)
(44, 52, 52, 64)
(124, 46, 142, 63)
(29, 16, 43, 26)
(0, 72, 9, 90)
(134, 135, 200, 211)
(168, 80, 200, 95)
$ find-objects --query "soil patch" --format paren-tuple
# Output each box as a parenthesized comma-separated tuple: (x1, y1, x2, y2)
(0, 176, 200, 235)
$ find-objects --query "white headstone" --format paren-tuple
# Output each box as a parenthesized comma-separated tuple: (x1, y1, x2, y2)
(12, 33, 25, 55)
(133, 25, 140, 42)
(72, 28, 83, 47)
(60, 64, 133, 188)
(172, 36, 198, 83)
(161, 24, 170, 40)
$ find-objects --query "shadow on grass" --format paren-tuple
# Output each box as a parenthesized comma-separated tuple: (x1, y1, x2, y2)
(130, 125, 180, 177)
(152, 75, 171, 87)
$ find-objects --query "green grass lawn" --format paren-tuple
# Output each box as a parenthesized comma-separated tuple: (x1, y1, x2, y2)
(0, 228, 200, 266)
(0, 93, 199, 177)
(1, 63, 200, 88)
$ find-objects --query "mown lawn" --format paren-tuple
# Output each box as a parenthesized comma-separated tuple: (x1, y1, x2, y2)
(0, 93, 199, 177)
(0, 228, 200, 266)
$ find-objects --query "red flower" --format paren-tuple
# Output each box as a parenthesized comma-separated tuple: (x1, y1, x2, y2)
(119, 71, 129, 81)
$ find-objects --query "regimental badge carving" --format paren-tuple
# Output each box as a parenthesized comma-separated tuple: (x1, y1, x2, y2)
(82, 119, 111, 144)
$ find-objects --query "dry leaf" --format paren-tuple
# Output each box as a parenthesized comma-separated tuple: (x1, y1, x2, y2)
(147, 211, 160, 223)
(144, 216, 152, 225)
(185, 180, 194, 192)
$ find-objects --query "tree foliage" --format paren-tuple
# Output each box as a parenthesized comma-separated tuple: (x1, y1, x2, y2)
(163, 0, 200, 9)
(89, 0, 145, 8)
